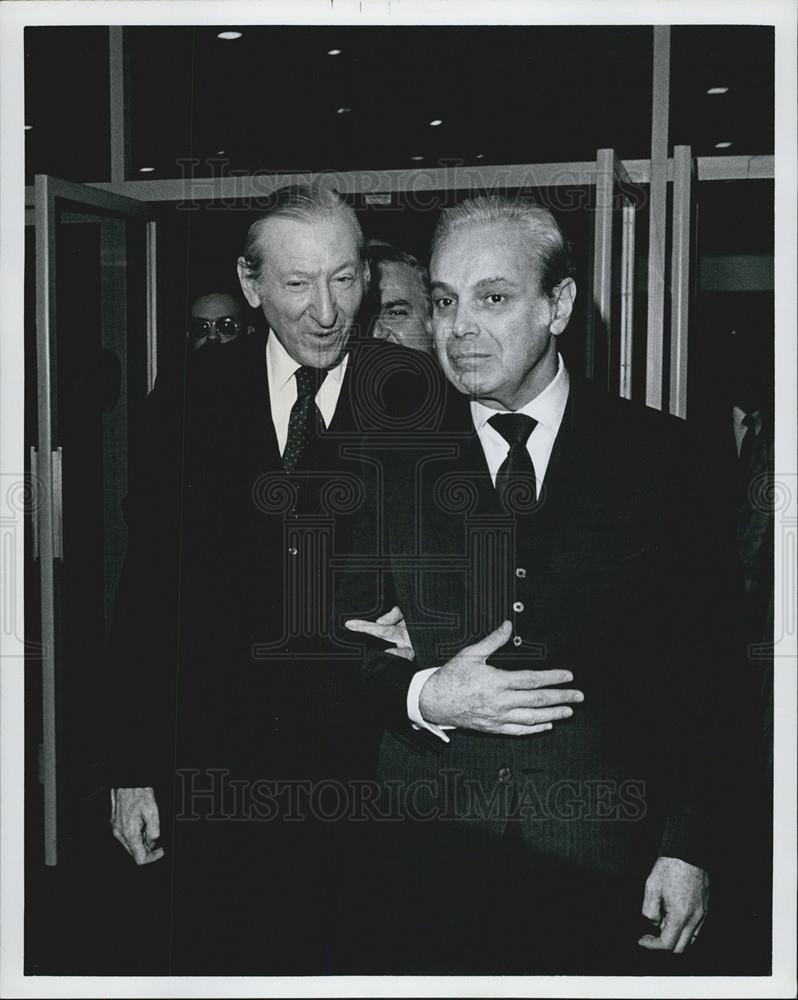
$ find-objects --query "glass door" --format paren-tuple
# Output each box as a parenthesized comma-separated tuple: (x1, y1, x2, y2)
(31, 175, 157, 866)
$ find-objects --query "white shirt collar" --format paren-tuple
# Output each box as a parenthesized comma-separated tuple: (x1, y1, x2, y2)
(265, 328, 349, 393)
(732, 405, 761, 430)
(265, 330, 349, 452)
(470, 353, 570, 434)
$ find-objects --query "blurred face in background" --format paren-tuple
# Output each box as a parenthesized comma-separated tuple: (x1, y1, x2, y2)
(371, 260, 433, 353)
(188, 293, 243, 350)
(238, 212, 368, 370)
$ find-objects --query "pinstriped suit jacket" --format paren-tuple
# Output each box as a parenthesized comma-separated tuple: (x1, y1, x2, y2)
(360, 375, 741, 878)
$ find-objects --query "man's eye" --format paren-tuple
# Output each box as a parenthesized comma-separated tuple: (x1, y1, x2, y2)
(434, 297, 454, 310)
(485, 293, 505, 305)
(286, 280, 308, 289)
(385, 309, 408, 319)
(335, 274, 354, 284)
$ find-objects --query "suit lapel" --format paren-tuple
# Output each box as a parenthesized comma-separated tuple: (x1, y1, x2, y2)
(404, 388, 501, 662)
(238, 333, 282, 472)
(325, 354, 356, 434)
(514, 384, 597, 636)
(421, 382, 499, 524)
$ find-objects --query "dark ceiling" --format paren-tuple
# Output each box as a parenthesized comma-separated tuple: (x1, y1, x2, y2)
(24, 24, 774, 185)
(129, 24, 656, 176)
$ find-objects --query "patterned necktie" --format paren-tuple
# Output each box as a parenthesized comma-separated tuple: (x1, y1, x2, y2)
(488, 413, 538, 508)
(282, 366, 323, 473)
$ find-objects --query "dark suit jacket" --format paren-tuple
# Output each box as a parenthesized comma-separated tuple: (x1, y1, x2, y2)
(104, 332, 442, 797)
(358, 374, 741, 879)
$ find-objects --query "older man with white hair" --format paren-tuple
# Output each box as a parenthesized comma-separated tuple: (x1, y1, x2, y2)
(105, 184, 438, 973)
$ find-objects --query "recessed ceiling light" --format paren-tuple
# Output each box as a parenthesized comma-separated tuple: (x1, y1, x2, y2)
(411, 155, 424, 161)
(475, 153, 485, 159)
(216, 150, 226, 155)
(327, 48, 342, 56)
(714, 141, 732, 149)
(217, 31, 242, 40)
(24, 124, 32, 131)
(139, 166, 155, 173)
(429, 119, 443, 127)
(707, 86, 729, 95)
(336, 107, 352, 114)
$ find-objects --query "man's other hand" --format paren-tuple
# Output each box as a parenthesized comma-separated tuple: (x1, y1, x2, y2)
(638, 856, 709, 952)
(418, 620, 583, 735)
(345, 605, 415, 660)
(110, 787, 164, 865)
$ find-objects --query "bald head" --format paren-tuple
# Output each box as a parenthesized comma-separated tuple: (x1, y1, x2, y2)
(189, 293, 243, 350)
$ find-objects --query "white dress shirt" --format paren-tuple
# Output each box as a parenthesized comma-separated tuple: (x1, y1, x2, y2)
(407, 355, 571, 742)
(265, 329, 349, 453)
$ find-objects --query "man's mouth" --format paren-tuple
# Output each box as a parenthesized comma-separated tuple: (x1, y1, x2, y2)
(449, 351, 490, 366)
(308, 327, 344, 340)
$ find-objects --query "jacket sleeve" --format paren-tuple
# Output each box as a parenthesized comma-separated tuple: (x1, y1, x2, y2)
(102, 371, 185, 791)
(653, 423, 752, 874)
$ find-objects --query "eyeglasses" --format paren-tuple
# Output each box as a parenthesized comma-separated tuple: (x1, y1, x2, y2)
(188, 315, 241, 340)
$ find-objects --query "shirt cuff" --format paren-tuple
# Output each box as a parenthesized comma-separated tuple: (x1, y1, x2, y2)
(406, 667, 455, 744)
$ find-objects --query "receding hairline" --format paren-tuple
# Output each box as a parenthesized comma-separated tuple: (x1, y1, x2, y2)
(431, 209, 571, 294)
(432, 218, 552, 274)
(255, 205, 361, 235)
(434, 212, 555, 249)
(246, 206, 364, 264)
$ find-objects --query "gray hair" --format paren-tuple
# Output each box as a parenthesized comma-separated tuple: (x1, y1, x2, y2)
(431, 195, 574, 296)
(240, 184, 365, 279)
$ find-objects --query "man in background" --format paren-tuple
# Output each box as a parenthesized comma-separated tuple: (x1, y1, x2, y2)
(364, 240, 433, 353)
(187, 291, 248, 351)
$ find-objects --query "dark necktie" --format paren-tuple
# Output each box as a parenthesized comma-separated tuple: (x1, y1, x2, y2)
(488, 413, 538, 508)
(738, 412, 759, 473)
(282, 366, 324, 473)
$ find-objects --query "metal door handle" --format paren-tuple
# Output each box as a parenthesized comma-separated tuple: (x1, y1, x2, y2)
(30, 446, 39, 561)
(52, 447, 63, 560)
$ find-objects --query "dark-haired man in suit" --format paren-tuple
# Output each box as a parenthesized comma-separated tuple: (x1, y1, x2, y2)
(346, 196, 737, 974)
(363, 240, 434, 353)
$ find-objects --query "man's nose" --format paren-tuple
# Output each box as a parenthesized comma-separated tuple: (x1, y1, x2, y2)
(371, 318, 390, 341)
(310, 281, 338, 328)
(449, 303, 478, 339)
(206, 324, 220, 341)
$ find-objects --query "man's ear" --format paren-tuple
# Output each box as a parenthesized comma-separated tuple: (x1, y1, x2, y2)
(549, 277, 576, 337)
(361, 259, 371, 289)
(237, 257, 262, 309)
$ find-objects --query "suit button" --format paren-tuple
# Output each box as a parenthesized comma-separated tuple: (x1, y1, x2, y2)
(512, 601, 524, 613)
(498, 767, 512, 783)
(512, 635, 522, 647)
(288, 546, 298, 556)
(515, 567, 527, 579)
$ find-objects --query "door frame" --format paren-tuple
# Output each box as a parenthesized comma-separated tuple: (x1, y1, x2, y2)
(33, 174, 156, 865)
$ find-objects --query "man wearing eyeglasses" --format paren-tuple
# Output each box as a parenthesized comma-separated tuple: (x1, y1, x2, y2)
(187, 292, 246, 351)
